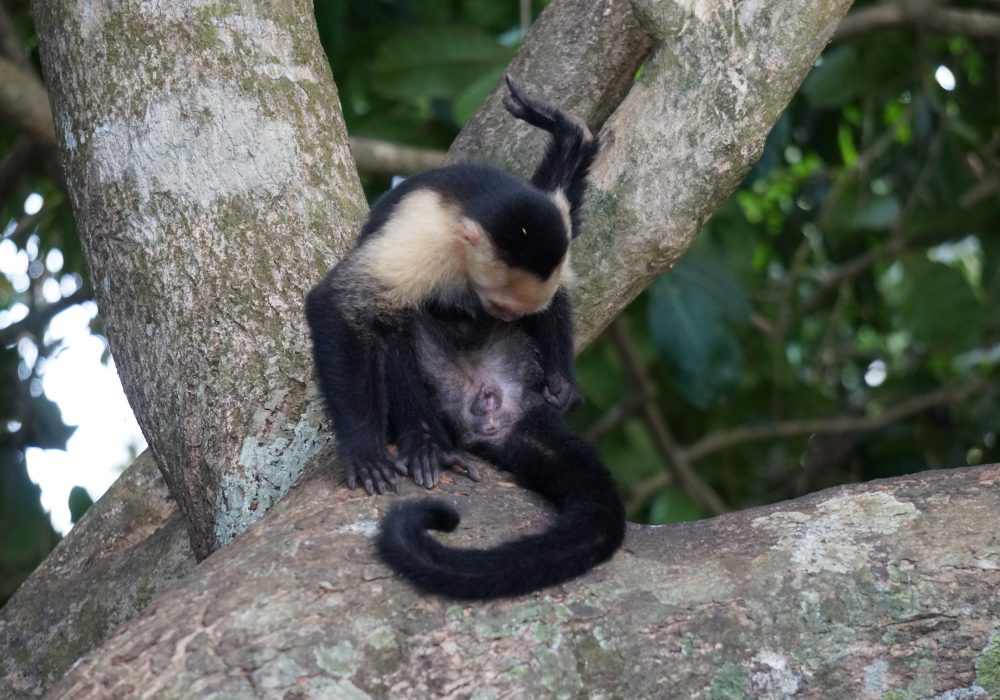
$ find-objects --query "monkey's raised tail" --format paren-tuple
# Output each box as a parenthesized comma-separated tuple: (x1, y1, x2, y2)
(375, 419, 625, 600)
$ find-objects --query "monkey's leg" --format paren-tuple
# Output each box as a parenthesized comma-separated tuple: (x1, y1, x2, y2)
(305, 292, 403, 495)
(502, 74, 595, 195)
(521, 289, 583, 415)
(381, 320, 481, 488)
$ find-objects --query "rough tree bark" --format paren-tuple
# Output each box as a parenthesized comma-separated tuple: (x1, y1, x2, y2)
(40, 465, 1000, 698)
(5, 0, 995, 697)
(30, 0, 368, 562)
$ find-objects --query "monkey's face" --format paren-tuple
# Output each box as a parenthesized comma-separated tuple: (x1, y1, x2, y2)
(479, 266, 562, 321)
(464, 243, 565, 321)
(457, 202, 569, 320)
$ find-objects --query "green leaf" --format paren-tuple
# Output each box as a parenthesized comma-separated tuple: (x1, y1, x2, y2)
(452, 66, 505, 124)
(891, 256, 985, 355)
(648, 257, 750, 409)
(372, 27, 513, 102)
(648, 488, 703, 524)
(802, 45, 861, 109)
(575, 342, 624, 411)
(68, 485, 94, 524)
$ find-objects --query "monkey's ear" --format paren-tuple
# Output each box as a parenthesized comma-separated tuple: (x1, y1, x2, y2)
(458, 217, 485, 246)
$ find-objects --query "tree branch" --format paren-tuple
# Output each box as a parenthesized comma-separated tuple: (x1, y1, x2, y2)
(835, 0, 1000, 41)
(0, 57, 56, 149)
(0, 136, 33, 201)
(607, 321, 728, 516)
(684, 379, 992, 462)
(45, 463, 1000, 699)
(0, 3, 35, 75)
(349, 137, 446, 177)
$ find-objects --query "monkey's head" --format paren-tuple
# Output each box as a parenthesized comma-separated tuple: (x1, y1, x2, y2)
(458, 189, 572, 322)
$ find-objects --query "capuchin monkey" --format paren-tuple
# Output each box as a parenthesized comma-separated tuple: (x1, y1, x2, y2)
(375, 310, 626, 599)
(305, 76, 598, 495)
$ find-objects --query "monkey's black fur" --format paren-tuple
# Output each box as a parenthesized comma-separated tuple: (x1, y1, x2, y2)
(375, 308, 625, 600)
(305, 75, 599, 495)
(376, 406, 625, 599)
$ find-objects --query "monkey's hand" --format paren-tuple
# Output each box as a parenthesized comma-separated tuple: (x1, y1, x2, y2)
(342, 446, 406, 496)
(542, 372, 583, 415)
(397, 431, 482, 488)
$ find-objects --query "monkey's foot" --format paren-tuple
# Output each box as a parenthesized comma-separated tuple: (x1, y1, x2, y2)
(502, 74, 593, 143)
(344, 452, 405, 496)
(543, 373, 584, 415)
(398, 433, 482, 488)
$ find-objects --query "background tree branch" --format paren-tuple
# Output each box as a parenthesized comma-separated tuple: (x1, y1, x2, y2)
(348, 138, 445, 178)
(835, 0, 1000, 41)
(0, 57, 56, 149)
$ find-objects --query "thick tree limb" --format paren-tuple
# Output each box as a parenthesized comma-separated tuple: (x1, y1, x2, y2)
(0, 452, 193, 696)
(349, 138, 446, 177)
(449, 0, 654, 168)
(44, 464, 1000, 699)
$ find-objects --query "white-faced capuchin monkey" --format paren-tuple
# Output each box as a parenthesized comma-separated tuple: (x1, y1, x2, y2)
(376, 314, 626, 599)
(305, 75, 598, 495)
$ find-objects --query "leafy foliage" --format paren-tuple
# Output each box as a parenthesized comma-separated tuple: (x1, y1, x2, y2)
(647, 257, 750, 410)
(576, 28, 999, 524)
(0, 2, 85, 605)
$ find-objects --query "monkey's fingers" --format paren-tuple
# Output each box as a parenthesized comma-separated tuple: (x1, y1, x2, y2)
(416, 445, 442, 489)
(397, 433, 446, 489)
(441, 451, 482, 482)
(353, 458, 399, 496)
(343, 460, 361, 491)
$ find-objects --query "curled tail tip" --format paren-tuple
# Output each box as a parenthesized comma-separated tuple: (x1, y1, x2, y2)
(424, 500, 461, 532)
(384, 499, 461, 532)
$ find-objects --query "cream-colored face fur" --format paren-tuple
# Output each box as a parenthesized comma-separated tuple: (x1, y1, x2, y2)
(358, 187, 569, 316)
(359, 190, 468, 309)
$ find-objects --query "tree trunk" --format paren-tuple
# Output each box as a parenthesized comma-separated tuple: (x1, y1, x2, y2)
(30, 0, 368, 561)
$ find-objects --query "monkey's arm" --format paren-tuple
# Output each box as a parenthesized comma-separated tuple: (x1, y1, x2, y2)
(521, 288, 582, 414)
(381, 317, 481, 488)
(305, 278, 404, 495)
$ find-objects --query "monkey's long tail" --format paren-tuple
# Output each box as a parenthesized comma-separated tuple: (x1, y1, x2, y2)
(375, 412, 625, 600)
